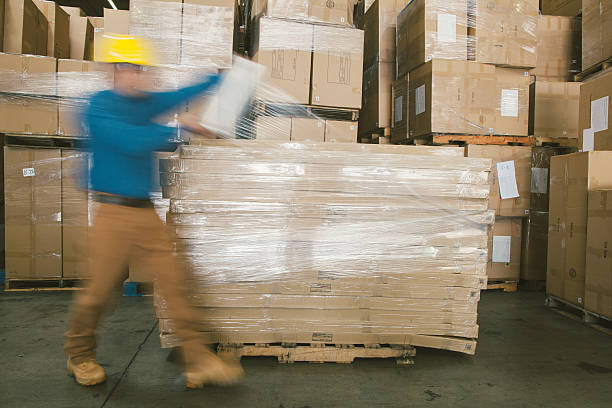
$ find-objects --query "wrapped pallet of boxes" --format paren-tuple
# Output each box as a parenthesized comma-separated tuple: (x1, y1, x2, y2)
(325, 120, 358, 143)
(157, 140, 493, 355)
(582, 0, 612, 71)
(396, 0, 468, 77)
(0, 53, 57, 135)
(391, 75, 409, 143)
(531, 15, 581, 82)
(529, 81, 580, 139)
(33, 0, 70, 58)
(579, 69, 612, 152)
(488, 218, 522, 282)
(467, 0, 539, 69)
(291, 118, 325, 142)
(130, 0, 235, 68)
(4, 146, 62, 280)
(254, 116, 292, 141)
(547, 152, 612, 307)
(251, 0, 354, 26)
(585, 189, 612, 319)
(541, 0, 582, 16)
(4, 0, 48, 55)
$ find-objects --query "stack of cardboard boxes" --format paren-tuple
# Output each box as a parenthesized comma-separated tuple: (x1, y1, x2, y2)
(250, 0, 363, 142)
(157, 140, 493, 354)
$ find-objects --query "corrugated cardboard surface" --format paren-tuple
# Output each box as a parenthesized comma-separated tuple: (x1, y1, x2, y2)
(529, 81, 580, 139)
(324, 120, 357, 143)
(530, 146, 577, 212)
(541, 0, 582, 16)
(251, 0, 353, 26)
(34, 0, 70, 58)
(359, 61, 394, 133)
(311, 25, 364, 109)
(585, 189, 612, 319)
(255, 116, 291, 141)
(361, 0, 410, 67)
(103, 8, 129, 34)
(4, 0, 48, 55)
(68, 15, 93, 60)
(291, 118, 325, 142)
(0, 0, 5, 52)
(547, 152, 612, 306)
(494, 68, 530, 136)
(531, 15, 581, 82)
(487, 217, 522, 281)
(396, 0, 468, 77)
(578, 69, 612, 151)
(466, 145, 532, 217)
(582, 0, 612, 70)
(391, 75, 408, 143)
(60, 6, 84, 17)
(520, 211, 549, 281)
(0, 53, 58, 135)
(4, 146, 62, 279)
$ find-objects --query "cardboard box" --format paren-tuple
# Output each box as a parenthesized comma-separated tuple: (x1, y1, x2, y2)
(520, 211, 550, 281)
(90, 17, 105, 62)
(585, 189, 612, 318)
(290, 118, 325, 142)
(531, 16, 581, 82)
(103, 8, 129, 34)
(0, 0, 5, 52)
(396, 0, 468, 77)
(251, 0, 353, 26)
(4, 146, 62, 279)
(251, 18, 313, 104)
(529, 81, 580, 139)
(60, 6, 85, 17)
(361, 0, 410, 67)
(391, 75, 409, 144)
(311, 25, 364, 109)
(34, 0, 70, 58)
(0, 53, 57, 135)
(487, 217, 522, 281)
(542, 0, 582, 16)
(324, 120, 357, 143)
(547, 152, 612, 306)
(583, 0, 612, 70)
(467, 0, 538, 69)
(466, 145, 532, 217)
(409, 60, 497, 137)
(61, 149, 91, 278)
(579, 69, 612, 151)
(255, 117, 291, 141)
(494, 67, 530, 136)
(530, 146, 577, 212)
(67, 15, 93, 60)
(359, 62, 394, 133)
(4, 0, 48, 55)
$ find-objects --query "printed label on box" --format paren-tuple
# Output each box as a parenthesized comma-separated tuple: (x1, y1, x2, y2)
(312, 332, 333, 342)
(394, 96, 403, 123)
(591, 96, 609, 132)
(22, 168, 35, 177)
(437, 13, 456, 43)
(530, 168, 548, 194)
(501, 89, 519, 117)
(583, 128, 594, 152)
(497, 161, 519, 199)
(415, 85, 425, 116)
(492, 236, 511, 263)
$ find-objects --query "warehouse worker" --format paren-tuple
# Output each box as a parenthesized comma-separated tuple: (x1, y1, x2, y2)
(63, 34, 244, 388)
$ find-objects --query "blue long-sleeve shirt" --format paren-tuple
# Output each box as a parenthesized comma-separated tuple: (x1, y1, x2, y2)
(85, 74, 220, 199)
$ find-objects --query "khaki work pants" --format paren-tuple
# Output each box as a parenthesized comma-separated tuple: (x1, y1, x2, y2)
(64, 202, 211, 369)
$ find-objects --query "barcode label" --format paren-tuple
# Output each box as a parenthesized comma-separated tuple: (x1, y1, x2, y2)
(22, 168, 35, 177)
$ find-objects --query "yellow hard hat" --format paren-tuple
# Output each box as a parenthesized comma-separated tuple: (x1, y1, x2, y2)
(98, 34, 156, 66)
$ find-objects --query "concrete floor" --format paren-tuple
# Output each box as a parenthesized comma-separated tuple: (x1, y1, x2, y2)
(0, 290, 611, 408)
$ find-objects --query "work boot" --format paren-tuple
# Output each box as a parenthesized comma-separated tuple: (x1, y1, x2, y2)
(67, 358, 107, 386)
(185, 355, 244, 388)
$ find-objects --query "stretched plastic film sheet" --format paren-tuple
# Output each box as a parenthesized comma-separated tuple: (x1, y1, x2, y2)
(467, 0, 539, 69)
(582, 0, 612, 71)
(531, 15, 581, 82)
(250, 0, 356, 27)
(156, 140, 494, 354)
(129, 0, 235, 68)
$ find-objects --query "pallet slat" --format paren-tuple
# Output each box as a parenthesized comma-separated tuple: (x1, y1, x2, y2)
(545, 295, 612, 335)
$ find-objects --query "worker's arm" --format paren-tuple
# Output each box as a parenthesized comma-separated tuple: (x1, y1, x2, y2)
(142, 73, 222, 119)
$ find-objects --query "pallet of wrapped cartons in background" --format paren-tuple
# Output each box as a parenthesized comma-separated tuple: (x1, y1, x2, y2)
(413, 134, 535, 147)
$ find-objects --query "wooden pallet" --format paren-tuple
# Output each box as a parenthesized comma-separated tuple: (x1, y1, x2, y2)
(545, 295, 612, 336)
(217, 343, 416, 365)
(574, 57, 612, 82)
(252, 100, 359, 121)
(414, 133, 535, 146)
(485, 280, 518, 292)
(4, 278, 87, 291)
(534, 137, 579, 147)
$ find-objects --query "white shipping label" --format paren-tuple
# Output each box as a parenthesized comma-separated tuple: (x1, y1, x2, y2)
(583, 128, 594, 152)
(492, 236, 512, 263)
(501, 89, 519, 117)
(590, 96, 609, 132)
(497, 160, 520, 199)
(437, 13, 456, 43)
(530, 168, 548, 194)
(394, 96, 403, 123)
(415, 85, 425, 116)
(22, 168, 35, 177)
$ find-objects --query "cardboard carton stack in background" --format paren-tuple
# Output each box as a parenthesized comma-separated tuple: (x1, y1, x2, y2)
(541, 0, 582, 17)
(531, 15, 581, 82)
(582, 0, 612, 71)
(4, 0, 48, 55)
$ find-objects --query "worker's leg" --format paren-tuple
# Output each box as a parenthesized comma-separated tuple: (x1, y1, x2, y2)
(64, 203, 131, 364)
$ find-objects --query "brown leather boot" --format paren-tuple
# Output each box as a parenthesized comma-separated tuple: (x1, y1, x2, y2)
(185, 355, 244, 388)
(67, 358, 107, 386)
